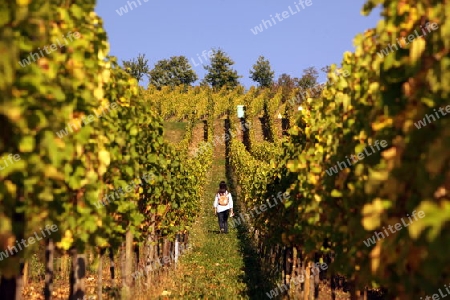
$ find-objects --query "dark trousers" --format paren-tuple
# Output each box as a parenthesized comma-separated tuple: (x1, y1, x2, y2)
(217, 209, 230, 233)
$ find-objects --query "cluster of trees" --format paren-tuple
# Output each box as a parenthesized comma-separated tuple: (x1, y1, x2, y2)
(122, 50, 240, 89)
(122, 50, 328, 95)
(122, 50, 243, 89)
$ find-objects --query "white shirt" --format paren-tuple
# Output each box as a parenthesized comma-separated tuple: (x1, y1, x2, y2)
(213, 191, 233, 213)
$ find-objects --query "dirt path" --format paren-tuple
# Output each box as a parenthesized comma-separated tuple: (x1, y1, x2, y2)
(187, 121, 206, 156)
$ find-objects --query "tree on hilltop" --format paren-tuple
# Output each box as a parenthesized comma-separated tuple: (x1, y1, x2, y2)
(202, 49, 241, 90)
(148, 56, 198, 89)
(275, 73, 297, 103)
(295, 66, 319, 91)
(122, 53, 150, 82)
(250, 55, 274, 88)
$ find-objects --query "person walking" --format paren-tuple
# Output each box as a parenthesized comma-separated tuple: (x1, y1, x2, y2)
(213, 181, 233, 234)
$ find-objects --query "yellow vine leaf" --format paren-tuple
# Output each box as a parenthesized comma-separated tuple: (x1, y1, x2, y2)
(370, 242, 381, 273)
(362, 198, 391, 230)
(410, 38, 426, 63)
(16, 0, 31, 5)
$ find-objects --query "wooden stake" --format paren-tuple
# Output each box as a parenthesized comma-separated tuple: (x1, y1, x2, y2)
(69, 248, 86, 300)
(44, 239, 54, 300)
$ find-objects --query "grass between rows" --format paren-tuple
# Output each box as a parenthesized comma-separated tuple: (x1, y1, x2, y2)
(159, 125, 251, 299)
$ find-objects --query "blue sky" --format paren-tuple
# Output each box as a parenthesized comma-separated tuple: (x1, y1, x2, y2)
(95, 0, 382, 87)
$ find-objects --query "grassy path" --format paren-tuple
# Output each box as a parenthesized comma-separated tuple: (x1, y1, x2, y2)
(163, 121, 187, 144)
(159, 120, 261, 299)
